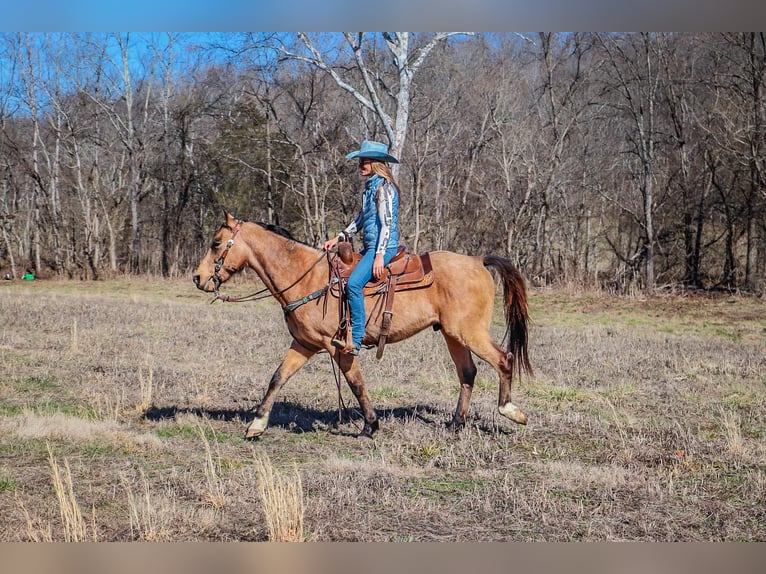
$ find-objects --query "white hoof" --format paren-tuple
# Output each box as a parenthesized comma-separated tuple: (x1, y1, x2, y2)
(246, 413, 270, 439)
(498, 402, 527, 425)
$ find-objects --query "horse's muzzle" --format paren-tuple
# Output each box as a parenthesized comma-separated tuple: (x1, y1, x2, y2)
(193, 274, 220, 293)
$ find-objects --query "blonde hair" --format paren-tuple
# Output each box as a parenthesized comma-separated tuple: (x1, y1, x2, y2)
(369, 160, 400, 193)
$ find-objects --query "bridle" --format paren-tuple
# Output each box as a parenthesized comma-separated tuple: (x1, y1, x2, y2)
(204, 220, 330, 311)
(202, 220, 243, 296)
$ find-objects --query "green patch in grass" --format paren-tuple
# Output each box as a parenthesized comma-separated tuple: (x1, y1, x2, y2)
(370, 385, 403, 400)
(526, 380, 587, 404)
(0, 475, 18, 492)
(406, 476, 485, 501)
(0, 403, 23, 416)
(153, 422, 237, 444)
(0, 400, 99, 420)
(410, 442, 443, 462)
(547, 487, 586, 502)
(154, 424, 203, 441)
(474, 378, 493, 391)
(723, 386, 760, 410)
(591, 405, 634, 429)
(82, 442, 120, 459)
(15, 376, 58, 392)
(33, 401, 99, 420)
(599, 384, 638, 400)
(0, 437, 53, 460)
(548, 387, 583, 402)
(712, 326, 743, 341)
(743, 423, 765, 440)
(287, 431, 331, 446)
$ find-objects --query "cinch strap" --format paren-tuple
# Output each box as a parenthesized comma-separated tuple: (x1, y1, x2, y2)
(282, 278, 339, 313)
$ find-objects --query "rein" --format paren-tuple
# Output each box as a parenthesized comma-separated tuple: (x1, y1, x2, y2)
(210, 236, 330, 313)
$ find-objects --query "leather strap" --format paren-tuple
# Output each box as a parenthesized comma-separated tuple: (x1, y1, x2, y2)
(376, 273, 398, 359)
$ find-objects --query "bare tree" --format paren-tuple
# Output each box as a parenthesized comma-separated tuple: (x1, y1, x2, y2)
(720, 33, 766, 291)
(0, 34, 19, 278)
(74, 33, 152, 273)
(281, 33, 469, 175)
(656, 34, 712, 288)
(596, 33, 665, 293)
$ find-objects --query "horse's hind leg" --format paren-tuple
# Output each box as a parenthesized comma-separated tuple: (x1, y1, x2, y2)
(246, 340, 314, 439)
(335, 353, 379, 438)
(496, 350, 527, 425)
(443, 333, 477, 431)
(464, 332, 528, 426)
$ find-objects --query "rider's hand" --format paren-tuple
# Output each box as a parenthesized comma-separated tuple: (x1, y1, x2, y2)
(323, 236, 339, 252)
(373, 254, 385, 280)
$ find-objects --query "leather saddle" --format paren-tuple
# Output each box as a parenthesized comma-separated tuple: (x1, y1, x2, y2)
(333, 242, 433, 293)
(328, 241, 434, 358)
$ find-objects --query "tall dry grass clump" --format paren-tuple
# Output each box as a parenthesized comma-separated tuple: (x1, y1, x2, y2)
(47, 444, 97, 542)
(70, 318, 78, 354)
(136, 365, 154, 413)
(90, 385, 126, 422)
(720, 408, 744, 456)
(195, 419, 228, 509)
(252, 450, 304, 542)
(121, 468, 170, 541)
(17, 493, 53, 542)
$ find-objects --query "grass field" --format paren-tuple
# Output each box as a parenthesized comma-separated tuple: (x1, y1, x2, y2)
(1, 277, 764, 541)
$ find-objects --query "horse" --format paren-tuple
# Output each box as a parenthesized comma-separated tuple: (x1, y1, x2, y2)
(193, 212, 532, 439)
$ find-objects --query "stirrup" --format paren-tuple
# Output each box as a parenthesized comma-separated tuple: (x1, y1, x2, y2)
(339, 344, 359, 356)
(331, 337, 346, 350)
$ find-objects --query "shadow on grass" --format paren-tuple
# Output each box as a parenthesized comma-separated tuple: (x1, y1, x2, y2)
(142, 401, 449, 437)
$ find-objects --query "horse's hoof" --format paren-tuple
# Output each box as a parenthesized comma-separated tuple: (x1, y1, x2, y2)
(446, 418, 466, 433)
(360, 419, 379, 439)
(246, 414, 270, 439)
(498, 402, 527, 425)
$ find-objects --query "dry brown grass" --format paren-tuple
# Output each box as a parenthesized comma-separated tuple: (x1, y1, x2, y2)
(121, 468, 173, 541)
(17, 493, 53, 542)
(0, 279, 764, 541)
(47, 444, 97, 542)
(252, 450, 304, 542)
(195, 418, 228, 510)
(18, 444, 98, 542)
(137, 365, 155, 415)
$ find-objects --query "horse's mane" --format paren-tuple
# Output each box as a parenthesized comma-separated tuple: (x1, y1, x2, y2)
(256, 221, 294, 240)
(255, 222, 315, 248)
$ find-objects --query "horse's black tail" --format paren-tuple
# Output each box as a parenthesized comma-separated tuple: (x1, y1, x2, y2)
(483, 256, 533, 380)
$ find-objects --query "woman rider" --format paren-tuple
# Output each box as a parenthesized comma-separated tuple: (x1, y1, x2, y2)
(322, 140, 401, 356)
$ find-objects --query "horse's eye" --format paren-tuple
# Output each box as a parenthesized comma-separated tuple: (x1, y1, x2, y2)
(211, 240, 221, 250)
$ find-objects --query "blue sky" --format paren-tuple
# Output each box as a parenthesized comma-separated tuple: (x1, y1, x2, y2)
(1, 1, 762, 32)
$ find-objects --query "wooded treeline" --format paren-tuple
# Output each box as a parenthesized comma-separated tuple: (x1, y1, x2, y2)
(0, 32, 764, 293)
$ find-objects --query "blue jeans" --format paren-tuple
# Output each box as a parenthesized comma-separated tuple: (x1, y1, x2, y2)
(346, 247, 398, 349)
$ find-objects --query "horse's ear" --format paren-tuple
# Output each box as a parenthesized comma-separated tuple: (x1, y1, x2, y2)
(223, 211, 237, 227)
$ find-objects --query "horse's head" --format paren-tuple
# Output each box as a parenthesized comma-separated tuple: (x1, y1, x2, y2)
(193, 212, 248, 292)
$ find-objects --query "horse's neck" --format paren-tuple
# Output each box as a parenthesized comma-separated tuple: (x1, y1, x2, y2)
(245, 225, 324, 295)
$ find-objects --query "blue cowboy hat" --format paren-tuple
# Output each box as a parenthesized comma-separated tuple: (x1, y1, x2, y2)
(346, 140, 399, 164)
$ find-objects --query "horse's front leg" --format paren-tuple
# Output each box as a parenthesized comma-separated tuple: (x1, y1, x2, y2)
(336, 352, 379, 438)
(246, 339, 314, 439)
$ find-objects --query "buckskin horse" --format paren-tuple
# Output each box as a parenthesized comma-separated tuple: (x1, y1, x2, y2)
(193, 212, 532, 439)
